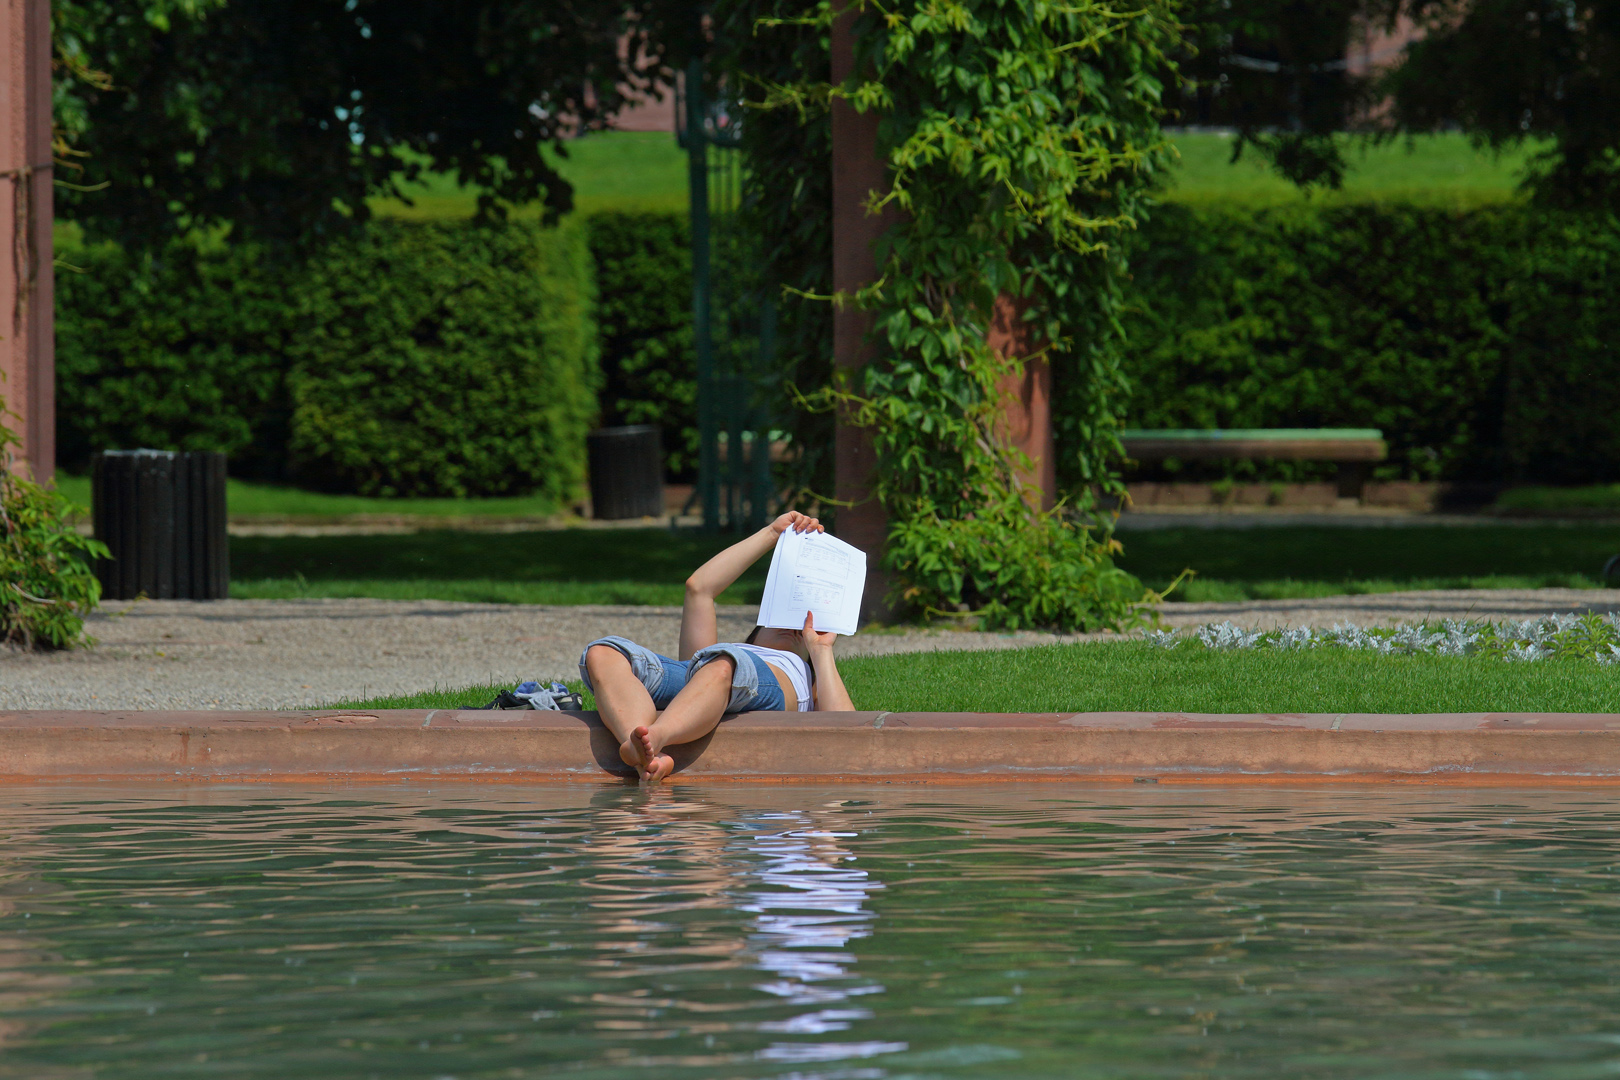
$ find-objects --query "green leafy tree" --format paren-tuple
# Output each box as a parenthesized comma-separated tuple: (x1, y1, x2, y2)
(1175, 0, 1374, 190)
(52, 0, 679, 249)
(1378, 0, 1620, 208)
(1175, 0, 1620, 208)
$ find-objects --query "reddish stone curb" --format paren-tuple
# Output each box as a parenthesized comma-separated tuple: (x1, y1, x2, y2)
(5, 709, 1620, 784)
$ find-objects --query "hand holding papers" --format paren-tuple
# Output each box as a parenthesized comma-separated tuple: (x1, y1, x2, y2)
(758, 528, 866, 637)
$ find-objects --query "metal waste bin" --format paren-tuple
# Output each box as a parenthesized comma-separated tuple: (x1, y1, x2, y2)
(92, 450, 229, 600)
(586, 426, 664, 520)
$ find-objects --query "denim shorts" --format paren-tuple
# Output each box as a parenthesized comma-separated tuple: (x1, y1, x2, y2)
(579, 636, 785, 713)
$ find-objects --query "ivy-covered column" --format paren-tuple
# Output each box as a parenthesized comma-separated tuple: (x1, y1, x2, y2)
(738, 0, 1178, 629)
(0, 0, 54, 480)
(989, 294, 1056, 508)
(829, 1, 893, 618)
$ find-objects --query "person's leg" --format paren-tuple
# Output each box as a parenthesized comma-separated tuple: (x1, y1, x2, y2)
(583, 644, 661, 773)
(632, 656, 737, 783)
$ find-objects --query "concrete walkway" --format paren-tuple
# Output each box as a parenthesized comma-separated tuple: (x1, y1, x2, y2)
(3, 589, 1619, 712)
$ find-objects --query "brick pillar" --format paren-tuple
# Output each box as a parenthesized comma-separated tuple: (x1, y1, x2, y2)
(830, 3, 892, 619)
(0, 0, 54, 482)
(987, 293, 1056, 509)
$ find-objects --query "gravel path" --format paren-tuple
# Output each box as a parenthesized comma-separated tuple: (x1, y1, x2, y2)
(0, 599, 1071, 711)
(4, 589, 1619, 711)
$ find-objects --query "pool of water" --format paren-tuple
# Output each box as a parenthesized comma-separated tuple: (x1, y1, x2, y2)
(3, 783, 1620, 1078)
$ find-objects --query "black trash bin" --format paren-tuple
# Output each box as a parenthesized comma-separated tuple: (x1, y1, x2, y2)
(586, 426, 664, 520)
(92, 450, 229, 600)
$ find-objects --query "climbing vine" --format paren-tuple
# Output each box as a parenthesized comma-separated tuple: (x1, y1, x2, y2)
(726, 0, 1181, 629)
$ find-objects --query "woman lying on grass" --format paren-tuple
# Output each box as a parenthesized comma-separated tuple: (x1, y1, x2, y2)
(579, 511, 855, 782)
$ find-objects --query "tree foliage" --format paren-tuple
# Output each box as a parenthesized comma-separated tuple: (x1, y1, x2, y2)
(1380, 0, 1620, 209)
(52, 0, 678, 249)
(1176, 0, 1374, 190)
(1177, 0, 1620, 208)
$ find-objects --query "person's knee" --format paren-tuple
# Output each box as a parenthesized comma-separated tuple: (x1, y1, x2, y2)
(696, 655, 735, 682)
(585, 644, 629, 677)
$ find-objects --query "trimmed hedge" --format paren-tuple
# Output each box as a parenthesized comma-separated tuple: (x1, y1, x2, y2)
(57, 204, 1620, 494)
(55, 239, 289, 478)
(1121, 204, 1620, 483)
(287, 221, 598, 498)
(580, 204, 1620, 490)
(586, 212, 696, 479)
(56, 221, 599, 499)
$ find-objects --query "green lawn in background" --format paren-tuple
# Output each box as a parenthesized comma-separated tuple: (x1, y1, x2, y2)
(53, 474, 564, 519)
(59, 468, 1620, 526)
(229, 528, 766, 606)
(1163, 131, 1535, 207)
(1117, 523, 1620, 602)
(1495, 485, 1620, 513)
(231, 578, 697, 605)
(330, 641, 1620, 714)
(370, 132, 687, 221)
(220, 522, 1620, 608)
(361, 129, 1534, 222)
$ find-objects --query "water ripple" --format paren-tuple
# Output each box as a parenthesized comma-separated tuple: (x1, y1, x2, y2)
(1, 785, 1620, 1078)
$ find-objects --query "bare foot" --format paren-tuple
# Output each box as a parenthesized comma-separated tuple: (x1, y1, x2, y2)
(634, 726, 675, 782)
(621, 726, 674, 782)
(643, 753, 674, 782)
(619, 727, 650, 774)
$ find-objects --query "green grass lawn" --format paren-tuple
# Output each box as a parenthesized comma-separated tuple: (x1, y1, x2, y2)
(59, 468, 1620, 531)
(371, 133, 687, 220)
(1162, 131, 1535, 207)
(331, 641, 1620, 714)
(1495, 485, 1620, 513)
(53, 474, 565, 519)
(1117, 523, 1620, 602)
(230, 528, 765, 606)
(223, 521, 1620, 608)
(362, 130, 1533, 222)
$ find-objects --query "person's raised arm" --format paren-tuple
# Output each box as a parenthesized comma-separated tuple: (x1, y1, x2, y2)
(678, 511, 823, 660)
(803, 612, 855, 712)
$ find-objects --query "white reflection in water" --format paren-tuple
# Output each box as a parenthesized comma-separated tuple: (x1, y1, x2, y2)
(756, 1041, 909, 1063)
(734, 812, 905, 1064)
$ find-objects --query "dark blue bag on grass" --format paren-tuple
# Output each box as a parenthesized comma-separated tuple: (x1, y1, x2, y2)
(479, 681, 583, 711)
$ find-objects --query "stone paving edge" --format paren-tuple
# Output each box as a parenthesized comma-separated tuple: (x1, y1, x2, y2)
(5, 710, 1620, 784)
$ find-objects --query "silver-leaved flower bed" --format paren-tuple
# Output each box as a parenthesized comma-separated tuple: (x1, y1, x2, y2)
(1145, 613, 1620, 663)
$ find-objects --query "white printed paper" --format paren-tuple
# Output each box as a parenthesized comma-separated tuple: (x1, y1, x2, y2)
(758, 529, 866, 637)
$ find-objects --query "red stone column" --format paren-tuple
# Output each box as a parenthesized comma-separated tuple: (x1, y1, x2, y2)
(987, 293, 1056, 509)
(830, 4, 892, 617)
(0, 0, 54, 482)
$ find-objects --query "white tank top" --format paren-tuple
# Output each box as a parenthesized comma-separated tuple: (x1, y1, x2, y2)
(735, 644, 813, 711)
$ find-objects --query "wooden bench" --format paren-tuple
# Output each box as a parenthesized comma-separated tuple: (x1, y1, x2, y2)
(1120, 428, 1388, 498)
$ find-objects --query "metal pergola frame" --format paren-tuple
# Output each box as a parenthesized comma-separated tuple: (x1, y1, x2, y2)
(676, 49, 776, 533)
